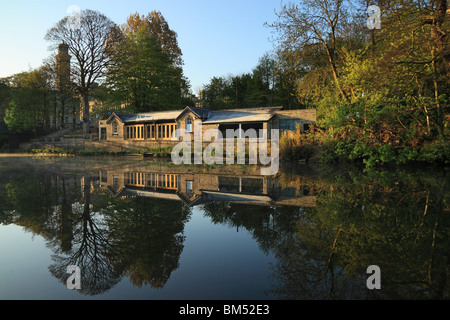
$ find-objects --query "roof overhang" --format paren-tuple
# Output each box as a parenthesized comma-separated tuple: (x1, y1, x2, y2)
(105, 112, 126, 124)
(175, 106, 209, 122)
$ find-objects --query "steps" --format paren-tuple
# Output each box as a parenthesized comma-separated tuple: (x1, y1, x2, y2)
(30, 128, 71, 143)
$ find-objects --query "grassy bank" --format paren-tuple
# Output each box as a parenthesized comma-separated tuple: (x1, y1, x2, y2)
(23, 131, 450, 168)
(28, 143, 272, 163)
(280, 129, 450, 167)
(29, 145, 173, 157)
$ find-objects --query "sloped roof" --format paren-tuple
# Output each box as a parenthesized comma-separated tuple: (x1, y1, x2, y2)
(107, 110, 182, 124)
(124, 110, 182, 123)
(175, 106, 210, 121)
(106, 112, 134, 124)
(104, 106, 317, 125)
(275, 109, 316, 122)
(186, 106, 210, 119)
(202, 106, 282, 124)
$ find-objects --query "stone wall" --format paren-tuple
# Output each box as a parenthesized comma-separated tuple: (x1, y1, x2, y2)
(19, 138, 180, 152)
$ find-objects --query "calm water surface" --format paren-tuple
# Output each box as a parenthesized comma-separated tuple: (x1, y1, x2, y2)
(0, 156, 448, 300)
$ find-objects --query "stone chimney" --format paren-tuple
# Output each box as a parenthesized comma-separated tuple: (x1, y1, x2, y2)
(56, 43, 71, 93)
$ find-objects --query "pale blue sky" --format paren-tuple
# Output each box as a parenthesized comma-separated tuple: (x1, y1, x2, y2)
(0, 0, 282, 93)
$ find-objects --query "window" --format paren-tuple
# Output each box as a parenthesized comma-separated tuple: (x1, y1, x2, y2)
(126, 125, 145, 140)
(100, 171, 107, 183)
(186, 116, 192, 132)
(146, 124, 156, 139)
(279, 119, 302, 131)
(150, 125, 155, 139)
(186, 180, 193, 197)
(112, 121, 118, 135)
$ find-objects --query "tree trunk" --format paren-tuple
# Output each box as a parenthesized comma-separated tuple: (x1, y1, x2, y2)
(54, 94, 58, 130)
(60, 99, 65, 129)
(73, 107, 77, 130)
(325, 45, 347, 102)
(82, 92, 90, 134)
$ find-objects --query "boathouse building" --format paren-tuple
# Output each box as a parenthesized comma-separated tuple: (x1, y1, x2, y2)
(98, 106, 316, 147)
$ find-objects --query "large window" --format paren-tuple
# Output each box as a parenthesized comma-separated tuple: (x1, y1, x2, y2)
(158, 123, 177, 140)
(146, 124, 156, 140)
(218, 123, 264, 139)
(112, 121, 118, 135)
(126, 123, 176, 140)
(126, 125, 144, 140)
(279, 119, 302, 131)
(186, 116, 192, 132)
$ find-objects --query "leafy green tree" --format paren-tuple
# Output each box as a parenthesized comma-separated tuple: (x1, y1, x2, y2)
(123, 11, 184, 68)
(268, 0, 449, 166)
(3, 68, 55, 134)
(4, 100, 36, 133)
(105, 12, 187, 112)
(0, 79, 11, 120)
(199, 52, 304, 110)
(201, 76, 231, 109)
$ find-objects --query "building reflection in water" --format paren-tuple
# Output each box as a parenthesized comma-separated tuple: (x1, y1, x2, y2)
(99, 168, 316, 208)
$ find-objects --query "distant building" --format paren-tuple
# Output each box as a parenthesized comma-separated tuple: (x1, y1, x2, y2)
(56, 43, 71, 93)
(98, 106, 316, 145)
(53, 43, 83, 129)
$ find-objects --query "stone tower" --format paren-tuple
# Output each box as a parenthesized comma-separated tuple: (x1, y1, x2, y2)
(56, 43, 71, 93)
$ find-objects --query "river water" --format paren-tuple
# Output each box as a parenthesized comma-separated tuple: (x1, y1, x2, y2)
(0, 156, 448, 300)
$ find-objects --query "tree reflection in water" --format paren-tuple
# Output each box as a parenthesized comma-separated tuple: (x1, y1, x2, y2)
(202, 165, 450, 299)
(48, 175, 192, 295)
(49, 176, 121, 296)
(0, 158, 448, 299)
(103, 196, 191, 289)
(0, 159, 192, 296)
(268, 166, 450, 300)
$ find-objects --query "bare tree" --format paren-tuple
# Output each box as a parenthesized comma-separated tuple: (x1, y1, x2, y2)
(267, 0, 351, 102)
(45, 9, 115, 134)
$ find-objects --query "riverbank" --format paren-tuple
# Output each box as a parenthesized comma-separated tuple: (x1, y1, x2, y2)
(6, 129, 450, 169)
(23, 144, 173, 158)
(0, 153, 73, 157)
(279, 129, 450, 168)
